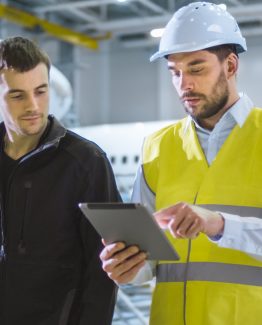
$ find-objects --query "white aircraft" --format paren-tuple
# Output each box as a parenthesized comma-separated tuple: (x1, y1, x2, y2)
(71, 120, 176, 201)
(48, 68, 176, 200)
(49, 65, 73, 119)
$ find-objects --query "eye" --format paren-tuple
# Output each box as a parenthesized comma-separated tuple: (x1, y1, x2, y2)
(10, 94, 23, 100)
(169, 68, 180, 78)
(36, 88, 47, 96)
(190, 67, 203, 74)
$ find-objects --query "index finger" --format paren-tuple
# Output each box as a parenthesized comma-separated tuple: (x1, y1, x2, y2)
(153, 202, 187, 226)
(153, 215, 171, 229)
(100, 241, 126, 260)
(154, 202, 187, 218)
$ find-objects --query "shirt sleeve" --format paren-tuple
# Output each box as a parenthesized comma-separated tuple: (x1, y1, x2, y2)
(130, 260, 156, 284)
(129, 165, 157, 284)
(131, 165, 155, 214)
(211, 212, 262, 260)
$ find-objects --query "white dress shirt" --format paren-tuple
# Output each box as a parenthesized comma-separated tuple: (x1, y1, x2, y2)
(131, 93, 262, 284)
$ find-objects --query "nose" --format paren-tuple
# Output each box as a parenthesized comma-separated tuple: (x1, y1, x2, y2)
(175, 72, 194, 93)
(180, 72, 194, 92)
(25, 94, 39, 112)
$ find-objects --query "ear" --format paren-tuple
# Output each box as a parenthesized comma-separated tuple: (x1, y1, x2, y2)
(226, 53, 238, 78)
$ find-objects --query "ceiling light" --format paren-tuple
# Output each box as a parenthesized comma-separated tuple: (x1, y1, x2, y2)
(150, 28, 164, 38)
(218, 4, 227, 10)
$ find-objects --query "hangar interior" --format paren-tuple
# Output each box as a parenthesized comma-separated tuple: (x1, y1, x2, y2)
(2, 0, 262, 127)
(1, 0, 262, 324)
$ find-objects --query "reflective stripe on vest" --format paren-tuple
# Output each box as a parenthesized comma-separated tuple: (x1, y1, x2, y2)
(157, 262, 262, 286)
(198, 204, 262, 218)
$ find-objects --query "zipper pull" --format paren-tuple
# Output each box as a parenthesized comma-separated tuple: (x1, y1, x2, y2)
(24, 181, 32, 189)
(0, 244, 5, 261)
(18, 240, 26, 255)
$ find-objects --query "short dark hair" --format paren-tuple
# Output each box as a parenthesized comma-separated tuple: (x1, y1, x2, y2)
(206, 44, 238, 62)
(0, 36, 51, 74)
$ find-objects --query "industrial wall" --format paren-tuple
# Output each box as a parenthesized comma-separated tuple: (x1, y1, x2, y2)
(74, 36, 262, 126)
(1, 23, 262, 126)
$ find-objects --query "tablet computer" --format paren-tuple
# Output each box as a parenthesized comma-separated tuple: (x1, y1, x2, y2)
(79, 202, 179, 261)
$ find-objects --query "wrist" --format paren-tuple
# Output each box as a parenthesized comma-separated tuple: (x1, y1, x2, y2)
(205, 212, 225, 237)
(216, 213, 225, 236)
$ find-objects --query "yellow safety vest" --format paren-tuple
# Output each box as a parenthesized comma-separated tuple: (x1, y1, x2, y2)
(142, 108, 262, 325)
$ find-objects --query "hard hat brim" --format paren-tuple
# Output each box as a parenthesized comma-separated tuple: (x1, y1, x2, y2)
(150, 39, 247, 62)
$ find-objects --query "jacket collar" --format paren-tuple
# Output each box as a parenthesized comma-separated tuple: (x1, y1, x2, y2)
(38, 115, 67, 150)
(0, 114, 67, 155)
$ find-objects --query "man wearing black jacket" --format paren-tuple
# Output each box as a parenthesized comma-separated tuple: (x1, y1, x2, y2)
(0, 36, 120, 325)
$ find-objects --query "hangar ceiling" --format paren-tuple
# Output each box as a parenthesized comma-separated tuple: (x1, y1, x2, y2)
(2, 0, 262, 49)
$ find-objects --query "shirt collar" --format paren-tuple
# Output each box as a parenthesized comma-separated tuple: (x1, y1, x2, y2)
(184, 92, 254, 133)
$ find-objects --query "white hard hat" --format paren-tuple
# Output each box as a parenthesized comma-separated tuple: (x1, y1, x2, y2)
(150, 2, 247, 62)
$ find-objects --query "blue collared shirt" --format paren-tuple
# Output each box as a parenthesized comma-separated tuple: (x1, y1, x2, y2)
(188, 92, 253, 165)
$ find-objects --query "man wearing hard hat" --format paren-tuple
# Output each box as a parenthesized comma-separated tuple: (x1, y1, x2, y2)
(100, 2, 262, 325)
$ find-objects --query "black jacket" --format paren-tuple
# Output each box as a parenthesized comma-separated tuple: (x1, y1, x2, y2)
(0, 116, 121, 325)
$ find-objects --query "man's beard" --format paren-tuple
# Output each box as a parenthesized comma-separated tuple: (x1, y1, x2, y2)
(182, 70, 229, 120)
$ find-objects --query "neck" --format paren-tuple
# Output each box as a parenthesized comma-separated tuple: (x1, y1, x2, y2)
(4, 129, 46, 160)
(197, 92, 240, 130)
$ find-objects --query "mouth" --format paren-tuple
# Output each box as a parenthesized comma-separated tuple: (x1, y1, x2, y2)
(21, 115, 41, 121)
(183, 97, 201, 106)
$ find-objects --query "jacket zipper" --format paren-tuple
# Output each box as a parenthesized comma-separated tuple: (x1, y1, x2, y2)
(4, 143, 55, 256)
(18, 181, 32, 255)
(0, 193, 6, 262)
(0, 191, 6, 324)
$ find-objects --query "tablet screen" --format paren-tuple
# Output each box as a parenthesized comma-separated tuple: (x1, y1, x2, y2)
(79, 202, 179, 261)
